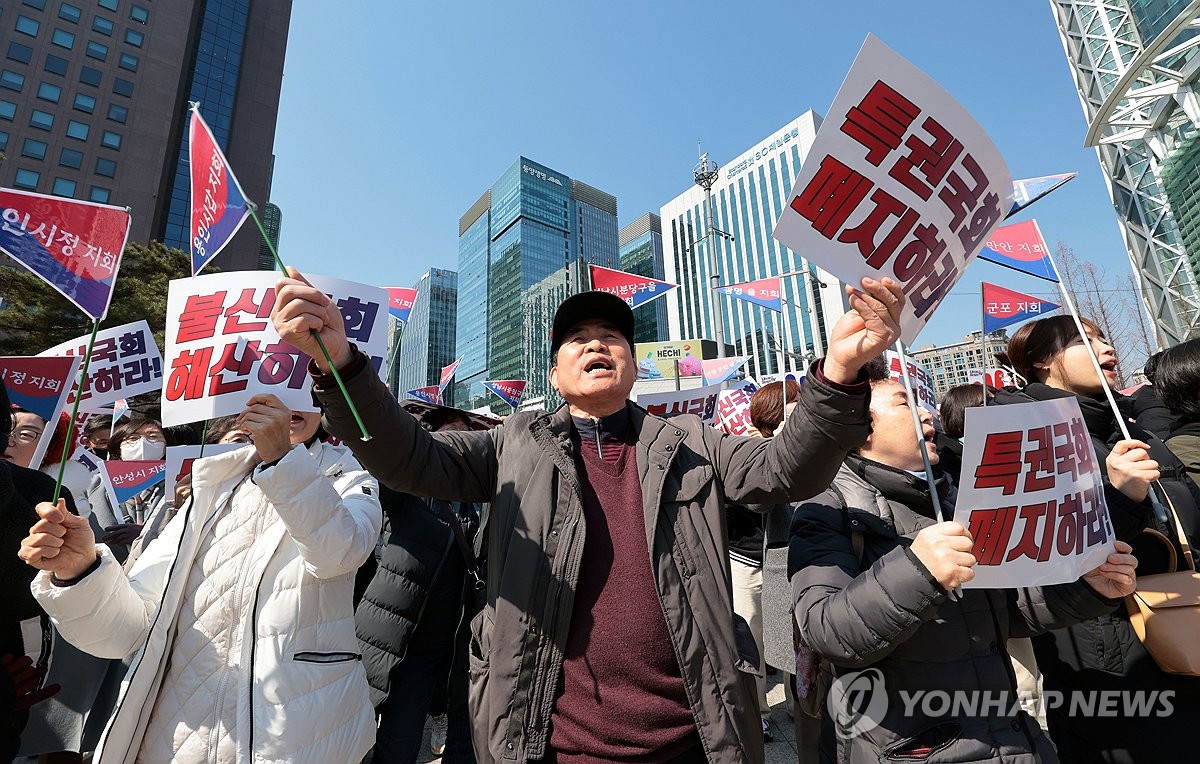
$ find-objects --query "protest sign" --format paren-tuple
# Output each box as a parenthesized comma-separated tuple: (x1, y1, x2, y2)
(387, 287, 419, 323)
(982, 282, 1059, 332)
(773, 35, 1012, 342)
(713, 378, 761, 436)
(0, 188, 130, 319)
(0, 355, 81, 468)
(590, 265, 677, 309)
(635, 383, 722, 425)
(884, 351, 937, 415)
(189, 106, 251, 275)
(163, 443, 246, 501)
(161, 271, 388, 426)
(953, 398, 1114, 588)
(99, 459, 167, 523)
(40, 320, 162, 410)
(967, 367, 1014, 389)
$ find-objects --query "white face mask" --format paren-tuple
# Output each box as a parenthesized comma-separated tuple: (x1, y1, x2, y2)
(121, 437, 165, 461)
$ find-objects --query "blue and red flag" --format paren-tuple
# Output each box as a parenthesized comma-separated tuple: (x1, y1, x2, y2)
(714, 277, 783, 311)
(978, 220, 1059, 282)
(387, 287, 419, 323)
(439, 356, 463, 391)
(482, 379, 527, 409)
(701, 356, 749, 386)
(0, 355, 82, 468)
(407, 386, 443, 405)
(0, 189, 130, 319)
(982, 282, 1059, 333)
(101, 459, 167, 510)
(590, 265, 677, 309)
(1006, 173, 1076, 219)
(189, 105, 251, 276)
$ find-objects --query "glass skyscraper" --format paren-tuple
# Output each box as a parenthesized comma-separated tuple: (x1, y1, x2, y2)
(394, 268, 458, 398)
(619, 213, 668, 344)
(659, 113, 845, 382)
(455, 157, 619, 411)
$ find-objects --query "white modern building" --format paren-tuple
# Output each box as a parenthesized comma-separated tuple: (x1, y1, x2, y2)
(658, 112, 846, 381)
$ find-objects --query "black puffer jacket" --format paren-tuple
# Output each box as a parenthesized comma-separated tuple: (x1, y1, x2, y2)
(354, 485, 482, 708)
(790, 456, 1116, 764)
(992, 384, 1200, 763)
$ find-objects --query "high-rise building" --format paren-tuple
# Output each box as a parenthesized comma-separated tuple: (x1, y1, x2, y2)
(394, 267, 458, 398)
(0, 0, 292, 271)
(455, 157, 619, 411)
(619, 212, 668, 344)
(912, 330, 1011, 399)
(658, 112, 846, 381)
(257, 200, 281, 270)
(1051, 1, 1200, 346)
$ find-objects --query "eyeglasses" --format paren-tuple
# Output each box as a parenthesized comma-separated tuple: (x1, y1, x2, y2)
(5, 427, 43, 444)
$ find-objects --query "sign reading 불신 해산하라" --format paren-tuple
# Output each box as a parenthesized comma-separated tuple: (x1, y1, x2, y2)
(189, 107, 251, 276)
(39, 320, 163, 410)
(387, 287, 419, 323)
(99, 459, 167, 521)
(884, 351, 937, 416)
(772, 35, 1012, 343)
(0, 355, 82, 469)
(953, 398, 1114, 588)
(589, 265, 678, 309)
(713, 377, 761, 436)
(0, 188, 130, 320)
(635, 384, 722, 426)
(161, 271, 388, 426)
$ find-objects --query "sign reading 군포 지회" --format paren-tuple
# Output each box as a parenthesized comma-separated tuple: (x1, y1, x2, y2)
(773, 35, 1012, 342)
(161, 271, 388, 426)
(953, 397, 1114, 589)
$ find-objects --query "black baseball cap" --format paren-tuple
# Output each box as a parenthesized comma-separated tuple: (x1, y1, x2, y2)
(551, 291, 636, 355)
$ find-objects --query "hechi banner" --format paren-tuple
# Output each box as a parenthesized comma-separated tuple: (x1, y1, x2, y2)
(979, 220, 1058, 283)
(982, 282, 1059, 333)
(189, 107, 251, 276)
(713, 378, 761, 436)
(590, 265, 677, 309)
(407, 386, 443, 405)
(0, 188, 130, 319)
(40, 320, 162, 410)
(636, 383, 721, 425)
(954, 398, 1114, 588)
(773, 35, 1012, 342)
(387, 287, 419, 323)
(884, 351, 937, 415)
(0, 355, 81, 468)
(714, 277, 782, 312)
(100, 460, 166, 521)
(161, 271, 388, 426)
(482, 379, 527, 409)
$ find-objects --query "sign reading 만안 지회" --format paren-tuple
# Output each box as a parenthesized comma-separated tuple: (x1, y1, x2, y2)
(0, 355, 82, 469)
(884, 351, 937, 416)
(40, 320, 163, 411)
(161, 271, 389, 426)
(953, 397, 1114, 588)
(635, 383, 722, 426)
(773, 35, 1012, 342)
(713, 378, 761, 436)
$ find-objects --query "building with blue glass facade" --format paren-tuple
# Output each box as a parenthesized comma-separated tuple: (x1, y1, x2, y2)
(455, 157, 619, 411)
(393, 267, 458, 396)
(0, 0, 291, 271)
(619, 212, 668, 344)
(659, 112, 846, 382)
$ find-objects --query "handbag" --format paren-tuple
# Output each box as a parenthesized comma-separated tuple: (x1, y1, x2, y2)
(1124, 487, 1200, 676)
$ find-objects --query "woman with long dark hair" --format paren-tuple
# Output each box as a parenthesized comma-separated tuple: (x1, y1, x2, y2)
(995, 314, 1200, 763)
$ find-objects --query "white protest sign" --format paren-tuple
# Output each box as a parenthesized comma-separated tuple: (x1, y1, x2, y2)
(161, 271, 389, 426)
(636, 383, 722, 425)
(713, 377, 761, 436)
(967, 367, 1012, 389)
(40, 320, 163, 410)
(163, 443, 247, 500)
(953, 398, 1114, 588)
(773, 35, 1012, 342)
(884, 351, 937, 416)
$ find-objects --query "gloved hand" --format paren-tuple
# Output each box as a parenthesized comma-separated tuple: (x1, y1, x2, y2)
(102, 522, 143, 546)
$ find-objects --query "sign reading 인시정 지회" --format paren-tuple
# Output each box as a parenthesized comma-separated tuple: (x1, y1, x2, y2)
(773, 35, 1012, 343)
(953, 397, 1115, 589)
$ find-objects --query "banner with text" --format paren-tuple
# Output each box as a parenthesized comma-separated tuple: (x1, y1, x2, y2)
(884, 351, 937, 415)
(407, 386, 443, 405)
(188, 106, 251, 275)
(635, 383, 721, 425)
(161, 271, 388, 426)
(40, 320, 162, 410)
(387, 287, 419, 323)
(590, 265, 677, 309)
(967, 367, 1015, 389)
(164, 443, 247, 501)
(954, 398, 1114, 588)
(773, 34, 1012, 342)
(482, 379, 527, 409)
(100, 459, 167, 522)
(713, 377, 761, 436)
(979, 219, 1058, 283)
(714, 277, 782, 312)
(982, 282, 1059, 332)
(702, 356, 750, 386)
(0, 355, 81, 468)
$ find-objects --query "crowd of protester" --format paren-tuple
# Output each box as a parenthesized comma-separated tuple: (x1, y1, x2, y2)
(1, 276, 1197, 764)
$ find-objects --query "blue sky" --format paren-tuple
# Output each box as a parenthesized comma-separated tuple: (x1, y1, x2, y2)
(270, 1, 1136, 351)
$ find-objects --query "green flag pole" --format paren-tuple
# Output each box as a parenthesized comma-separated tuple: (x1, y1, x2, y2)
(247, 204, 372, 442)
(53, 318, 102, 503)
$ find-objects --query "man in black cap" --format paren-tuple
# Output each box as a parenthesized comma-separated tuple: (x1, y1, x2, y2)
(271, 271, 904, 764)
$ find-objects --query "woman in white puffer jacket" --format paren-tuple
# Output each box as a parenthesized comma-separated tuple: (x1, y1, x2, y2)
(19, 394, 382, 764)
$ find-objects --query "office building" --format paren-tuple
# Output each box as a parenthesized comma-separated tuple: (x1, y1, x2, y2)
(0, 0, 292, 271)
(658, 112, 846, 382)
(455, 157, 619, 410)
(394, 267, 458, 397)
(257, 200, 281, 269)
(912, 330, 1011, 399)
(1051, 0, 1200, 346)
(619, 212, 668, 344)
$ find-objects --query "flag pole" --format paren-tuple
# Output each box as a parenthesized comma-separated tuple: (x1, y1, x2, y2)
(53, 319, 102, 503)
(247, 203, 372, 442)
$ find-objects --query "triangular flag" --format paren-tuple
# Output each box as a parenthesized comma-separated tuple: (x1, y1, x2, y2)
(1006, 173, 1076, 218)
(188, 105, 252, 276)
(100, 459, 167, 511)
(701, 356, 749, 386)
(482, 379, 527, 409)
(0, 355, 82, 468)
(439, 356, 463, 391)
(978, 220, 1059, 282)
(589, 265, 677, 309)
(982, 282, 1059, 332)
(112, 398, 129, 422)
(407, 385, 443, 405)
(714, 277, 782, 311)
(387, 287, 419, 323)
(0, 189, 130, 319)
